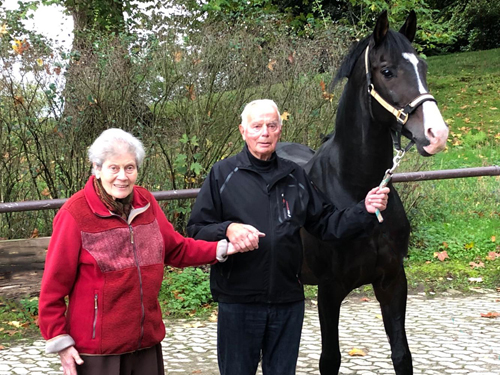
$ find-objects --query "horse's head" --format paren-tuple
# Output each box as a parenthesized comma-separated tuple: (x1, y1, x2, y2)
(346, 11, 449, 156)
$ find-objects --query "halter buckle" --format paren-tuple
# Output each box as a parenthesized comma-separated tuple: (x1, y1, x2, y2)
(396, 110, 409, 125)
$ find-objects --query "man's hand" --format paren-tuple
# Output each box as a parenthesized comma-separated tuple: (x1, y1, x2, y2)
(58, 346, 83, 375)
(226, 223, 265, 253)
(364, 187, 390, 214)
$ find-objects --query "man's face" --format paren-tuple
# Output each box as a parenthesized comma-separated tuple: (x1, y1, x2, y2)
(239, 104, 282, 161)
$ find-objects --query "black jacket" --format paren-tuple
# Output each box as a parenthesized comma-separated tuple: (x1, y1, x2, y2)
(187, 146, 375, 304)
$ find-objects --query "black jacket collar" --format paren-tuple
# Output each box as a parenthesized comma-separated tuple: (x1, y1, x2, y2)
(235, 145, 296, 189)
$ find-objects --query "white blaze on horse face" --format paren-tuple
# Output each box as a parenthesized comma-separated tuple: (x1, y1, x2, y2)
(403, 52, 449, 154)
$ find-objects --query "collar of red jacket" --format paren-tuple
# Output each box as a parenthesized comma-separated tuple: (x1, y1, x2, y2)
(84, 175, 150, 217)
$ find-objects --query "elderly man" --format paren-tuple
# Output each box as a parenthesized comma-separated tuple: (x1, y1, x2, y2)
(187, 99, 389, 375)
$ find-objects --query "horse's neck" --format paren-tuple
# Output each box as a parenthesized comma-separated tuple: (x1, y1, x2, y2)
(310, 83, 394, 198)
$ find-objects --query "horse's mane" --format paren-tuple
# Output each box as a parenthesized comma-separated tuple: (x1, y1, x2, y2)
(331, 29, 414, 90)
(331, 36, 371, 89)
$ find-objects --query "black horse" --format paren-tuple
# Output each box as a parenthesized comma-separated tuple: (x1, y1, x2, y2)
(277, 11, 449, 375)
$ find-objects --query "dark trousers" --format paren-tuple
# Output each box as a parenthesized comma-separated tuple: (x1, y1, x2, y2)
(217, 300, 305, 375)
(77, 343, 164, 375)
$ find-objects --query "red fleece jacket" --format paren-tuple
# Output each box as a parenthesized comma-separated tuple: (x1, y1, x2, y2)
(39, 176, 217, 355)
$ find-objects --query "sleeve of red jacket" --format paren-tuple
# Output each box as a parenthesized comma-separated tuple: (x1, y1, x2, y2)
(38, 208, 82, 353)
(150, 196, 218, 267)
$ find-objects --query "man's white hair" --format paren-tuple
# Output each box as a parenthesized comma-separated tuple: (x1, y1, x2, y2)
(240, 99, 282, 129)
(88, 128, 145, 176)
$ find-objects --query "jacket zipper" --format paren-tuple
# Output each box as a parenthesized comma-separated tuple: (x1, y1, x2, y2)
(92, 293, 98, 339)
(267, 190, 276, 301)
(129, 223, 145, 350)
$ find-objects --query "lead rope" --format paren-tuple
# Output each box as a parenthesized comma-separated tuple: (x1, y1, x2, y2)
(374, 149, 406, 223)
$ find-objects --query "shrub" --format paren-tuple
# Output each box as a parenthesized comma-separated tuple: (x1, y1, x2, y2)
(159, 267, 213, 317)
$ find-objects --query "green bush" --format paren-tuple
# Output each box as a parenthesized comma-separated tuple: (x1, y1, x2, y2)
(450, 0, 500, 52)
(159, 267, 213, 317)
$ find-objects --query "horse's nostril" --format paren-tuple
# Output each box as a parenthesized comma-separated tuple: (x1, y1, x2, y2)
(427, 128, 436, 139)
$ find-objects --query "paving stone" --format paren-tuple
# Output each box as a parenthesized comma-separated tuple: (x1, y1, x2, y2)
(1, 290, 500, 374)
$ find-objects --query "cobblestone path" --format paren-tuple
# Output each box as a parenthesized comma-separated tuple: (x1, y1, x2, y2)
(1, 289, 499, 374)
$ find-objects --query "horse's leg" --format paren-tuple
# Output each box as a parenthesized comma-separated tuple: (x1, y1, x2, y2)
(317, 282, 348, 375)
(373, 268, 413, 375)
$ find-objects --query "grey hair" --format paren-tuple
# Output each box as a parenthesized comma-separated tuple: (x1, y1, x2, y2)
(240, 99, 282, 129)
(88, 128, 145, 176)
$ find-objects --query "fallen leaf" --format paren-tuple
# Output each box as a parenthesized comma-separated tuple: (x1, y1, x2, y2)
(8, 321, 22, 328)
(433, 251, 449, 262)
(208, 312, 218, 322)
(492, 236, 496, 242)
(348, 348, 366, 356)
(192, 371, 202, 374)
(319, 80, 326, 92)
(281, 111, 290, 121)
(485, 252, 499, 261)
(183, 321, 205, 328)
(480, 312, 499, 318)
(173, 51, 182, 62)
(469, 261, 484, 269)
(267, 59, 277, 71)
(360, 297, 370, 302)
(30, 228, 39, 238)
(185, 84, 196, 101)
(0, 345, 5, 350)
(0, 24, 7, 35)
(41, 188, 51, 197)
(288, 51, 296, 64)
(322, 92, 334, 102)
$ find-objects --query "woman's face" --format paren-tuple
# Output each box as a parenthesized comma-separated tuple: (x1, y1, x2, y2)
(95, 150, 137, 200)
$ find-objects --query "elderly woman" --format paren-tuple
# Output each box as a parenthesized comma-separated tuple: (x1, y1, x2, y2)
(39, 128, 243, 375)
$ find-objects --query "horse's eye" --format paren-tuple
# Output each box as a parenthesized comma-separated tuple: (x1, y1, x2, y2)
(381, 68, 394, 78)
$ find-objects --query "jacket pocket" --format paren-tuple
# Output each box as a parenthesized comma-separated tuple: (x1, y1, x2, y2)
(92, 292, 98, 339)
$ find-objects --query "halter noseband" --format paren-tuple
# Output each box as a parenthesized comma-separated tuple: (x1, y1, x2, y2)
(364, 45, 437, 151)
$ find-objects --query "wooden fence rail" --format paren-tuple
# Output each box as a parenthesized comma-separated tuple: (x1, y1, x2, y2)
(0, 165, 499, 277)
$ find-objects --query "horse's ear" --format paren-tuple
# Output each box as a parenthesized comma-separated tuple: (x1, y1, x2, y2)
(399, 10, 417, 42)
(373, 11, 389, 46)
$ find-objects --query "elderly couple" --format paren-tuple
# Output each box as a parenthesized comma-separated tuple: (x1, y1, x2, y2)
(39, 99, 389, 375)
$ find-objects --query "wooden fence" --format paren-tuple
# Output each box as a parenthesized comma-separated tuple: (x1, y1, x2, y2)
(0, 166, 499, 277)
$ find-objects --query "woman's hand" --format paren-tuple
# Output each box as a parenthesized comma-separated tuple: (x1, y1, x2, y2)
(364, 187, 390, 214)
(58, 346, 83, 375)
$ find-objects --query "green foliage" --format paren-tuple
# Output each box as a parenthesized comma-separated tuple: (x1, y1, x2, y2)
(445, 0, 500, 52)
(159, 267, 213, 317)
(338, 0, 455, 55)
(0, 297, 39, 342)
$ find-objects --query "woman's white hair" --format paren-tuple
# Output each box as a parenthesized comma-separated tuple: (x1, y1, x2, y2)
(240, 99, 282, 129)
(88, 128, 145, 176)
